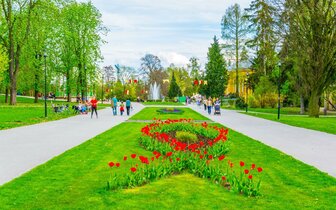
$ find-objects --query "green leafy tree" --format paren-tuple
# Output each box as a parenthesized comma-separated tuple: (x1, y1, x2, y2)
(221, 3, 249, 95)
(205, 36, 228, 97)
(246, 0, 278, 76)
(0, 0, 39, 105)
(168, 72, 182, 98)
(284, 0, 336, 117)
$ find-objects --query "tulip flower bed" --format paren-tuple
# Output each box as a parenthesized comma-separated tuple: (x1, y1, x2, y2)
(107, 119, 263, 196)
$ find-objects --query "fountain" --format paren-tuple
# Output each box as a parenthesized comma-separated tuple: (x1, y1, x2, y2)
(149, 82, 161, 101)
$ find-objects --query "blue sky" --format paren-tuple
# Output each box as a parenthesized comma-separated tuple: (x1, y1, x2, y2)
(79, 0, 252, 68)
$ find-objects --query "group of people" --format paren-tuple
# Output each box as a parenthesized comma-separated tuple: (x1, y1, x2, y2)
(74, 97, 98, 118)
(195, 96, 221, 115)
(111, 96, 132, 116)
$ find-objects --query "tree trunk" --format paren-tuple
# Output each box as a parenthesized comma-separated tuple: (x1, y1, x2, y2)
(34, 74, 39, 103)
(300, 94, 305, 115)
(66, 69, 71, 102)
(308, 92, 320, 118)
(5, 87, 9, 103)
(9, 77, 17, 105)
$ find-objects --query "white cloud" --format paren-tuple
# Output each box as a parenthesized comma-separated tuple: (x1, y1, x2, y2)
(78, 0, 253, 68)
(158, 52, 190, 67)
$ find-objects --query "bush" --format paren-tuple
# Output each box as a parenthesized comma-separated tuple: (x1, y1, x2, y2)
(175, 131, 198, 143)
(235, 97, 246, 109)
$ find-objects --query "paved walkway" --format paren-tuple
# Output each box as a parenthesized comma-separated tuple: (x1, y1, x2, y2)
(0, 103, 144, 185)
(189, 104, 336, 178)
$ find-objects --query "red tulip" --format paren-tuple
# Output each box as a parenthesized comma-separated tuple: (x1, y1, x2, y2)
(123, 156, 127, 161)
(244, 169, 249, 174)
(218, 155, 225, 161)
(208, 155, 213, 160)
(199, 155, 204, 159)
(240, 161, 245, 167)
(257, 167, 263, 173)
(222, 176, 226, 181)
(251, 164, 256, 170)
(131, 154, 136, 159)
(151, 157, 155, 161)
(108, 162, 114, 167)
(116, 162, 120, 167)
(166, 151, 173, 157)
(130, 167, 137, 172)
(176, 158, 181, 161)
(248, 175, 253, 179)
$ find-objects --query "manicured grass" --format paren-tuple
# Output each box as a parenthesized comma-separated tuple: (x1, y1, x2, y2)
(142, 101, 185, 106)
(0, 95, 110, 130)
(0, 107, 76, 130)
(245, 112, 336, 135)
(130, 107, 209, 120)
(225, 106, 336, 116)
(0, 122, 335, 209)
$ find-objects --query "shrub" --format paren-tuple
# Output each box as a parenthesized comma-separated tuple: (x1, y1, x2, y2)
(175, 131, 198, 143)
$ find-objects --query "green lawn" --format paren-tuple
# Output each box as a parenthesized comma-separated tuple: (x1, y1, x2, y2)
(0, 95, 110, 130)
(142, 101, 185, 106)
(0, 122, 335, 209)
(227, 106, 336, 116)
(245, 112, 336, 135)
(130, 107, 209, 120)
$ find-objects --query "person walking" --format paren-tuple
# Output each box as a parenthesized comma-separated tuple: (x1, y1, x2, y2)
(112, 96, 118, 116)
(90, 96, 98, 118)
(126, 98, 132, 116)
(203, 97, 207, 111)
(207, 97, 213, 115)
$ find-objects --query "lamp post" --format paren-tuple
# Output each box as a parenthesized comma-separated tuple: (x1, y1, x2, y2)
(277, 65, 281, 120)
(101, 73, 104, 104)
(43, 51, 47, 117)
(245, 72, 249, 113)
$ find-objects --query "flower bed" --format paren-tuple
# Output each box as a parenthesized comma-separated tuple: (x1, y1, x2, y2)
(156, 108, 185, 114)
(107, 119, 263, 196)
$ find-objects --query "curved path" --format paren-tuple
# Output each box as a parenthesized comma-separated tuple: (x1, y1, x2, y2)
(0, 103, 144, 185)
(189, 104, 336, 178)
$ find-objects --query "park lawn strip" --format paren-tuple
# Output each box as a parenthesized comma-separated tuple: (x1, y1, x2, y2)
(130, 107, 209, 120)
(244, 112, 336, 135)
(0, 123, 335, 209)
(142, 101, 184, 106)
(0, 95, 110, 130)
(224, 105, 336, 116)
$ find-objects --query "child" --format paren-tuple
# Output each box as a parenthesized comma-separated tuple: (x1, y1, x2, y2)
(120, 101, 125, 116)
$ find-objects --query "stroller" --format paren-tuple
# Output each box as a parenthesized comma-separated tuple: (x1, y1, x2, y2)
(214, 101, 221, 115)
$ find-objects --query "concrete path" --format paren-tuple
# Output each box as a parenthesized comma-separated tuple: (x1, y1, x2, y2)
(189, 104, 336, 178)
(0, 103, 144, 186)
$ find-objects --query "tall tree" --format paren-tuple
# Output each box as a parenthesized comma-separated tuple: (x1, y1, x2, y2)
(221, 3, 249, 95)
(205, 36, 228, 97)
(60, 2, 105, 101)
(187, 57, 201, 79)
(0, 0, 38, 105)
(246, 0, 278, 76)
(168, 72, 181, 98)
(285, 0, 336, 117)
(140, 53, 162, 83)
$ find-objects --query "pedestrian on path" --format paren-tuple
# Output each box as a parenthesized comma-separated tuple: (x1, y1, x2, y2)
(90, 96, 98, 118)
(126, 99, 132, 116)
(203, 97, 207, 111)
(120, 101, 125, 116)
(207, 97, 213, 115)
(112, 96, 118, 116)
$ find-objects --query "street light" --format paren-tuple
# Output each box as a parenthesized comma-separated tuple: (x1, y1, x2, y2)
(43, 50, 47, 117)
(277, 65, 281, 120)
(101, 72, 104, 104)
(245, 72, 249, 113)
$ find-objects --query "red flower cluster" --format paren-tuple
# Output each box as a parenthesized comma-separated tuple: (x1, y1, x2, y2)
(141, 119, 229, 154)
